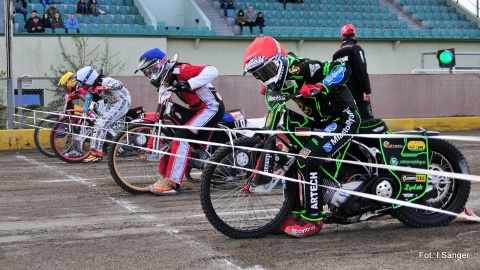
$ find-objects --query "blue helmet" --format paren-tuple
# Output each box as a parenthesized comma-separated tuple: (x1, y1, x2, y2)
(135, 48, 170, 88)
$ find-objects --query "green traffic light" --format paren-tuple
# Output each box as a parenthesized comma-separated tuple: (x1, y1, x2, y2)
(439, 50, 453, 64)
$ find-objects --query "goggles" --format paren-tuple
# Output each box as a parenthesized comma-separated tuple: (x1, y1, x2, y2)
(250, 60, 279, 82)
(142, 62, 163, 79)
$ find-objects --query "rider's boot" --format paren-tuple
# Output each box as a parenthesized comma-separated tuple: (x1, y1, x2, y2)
(284, 216, 324, 238)
(83, 148, 103, 163)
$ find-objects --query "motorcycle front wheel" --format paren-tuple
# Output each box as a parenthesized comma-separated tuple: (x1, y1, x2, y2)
(200, 136, 297, 239)
(50, 116, 92, 163)
(108, 124, 168, 194)
(34, 113, 60, 157)
(394, 138, 471, 227)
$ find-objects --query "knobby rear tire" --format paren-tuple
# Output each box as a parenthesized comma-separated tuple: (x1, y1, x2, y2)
(394, 138, 471, 227)
(50, 117, 92, 163)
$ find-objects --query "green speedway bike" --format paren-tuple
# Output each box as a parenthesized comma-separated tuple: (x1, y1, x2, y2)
(200, 90, 471, 239)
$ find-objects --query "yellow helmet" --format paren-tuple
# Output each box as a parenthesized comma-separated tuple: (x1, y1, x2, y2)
(58, 72, 77, 88)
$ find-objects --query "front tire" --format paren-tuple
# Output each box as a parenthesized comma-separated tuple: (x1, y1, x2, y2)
(50, 117, 92, 163)
(108, 124, 168, 194)
(394, 138, 471, 227)
(200, 136, 297, 239)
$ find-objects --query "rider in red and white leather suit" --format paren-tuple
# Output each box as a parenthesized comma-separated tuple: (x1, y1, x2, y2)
(135, 48, 225, 195)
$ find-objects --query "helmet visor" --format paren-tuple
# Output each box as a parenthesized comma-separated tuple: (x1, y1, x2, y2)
(251, 61, 279, 82)
(143, 62, 163, 80)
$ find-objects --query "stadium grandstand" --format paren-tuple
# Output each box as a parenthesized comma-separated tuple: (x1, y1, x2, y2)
(3, 0, 479, 39)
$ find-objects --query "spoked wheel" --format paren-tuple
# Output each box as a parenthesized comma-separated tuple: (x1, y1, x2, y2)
(200, 136, 297, 239)
(50, 116, 92, 163)
(108, 124, 170, 194)
(34, 114, 60, 157)
(394, 139, 471, 227)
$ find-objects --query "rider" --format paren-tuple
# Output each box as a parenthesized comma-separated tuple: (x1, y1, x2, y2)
(243, 36, 361, 238)
(135, 48, 225, 195)
(76, 66, 132, 163)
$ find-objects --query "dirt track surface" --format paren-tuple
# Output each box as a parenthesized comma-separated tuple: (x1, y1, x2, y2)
(1, 130, 480, 270)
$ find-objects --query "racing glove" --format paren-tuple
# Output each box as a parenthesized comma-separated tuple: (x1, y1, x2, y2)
(299, 84, 324, 98)
(173, 80, 191, 91)
(91, 85, 106, 94)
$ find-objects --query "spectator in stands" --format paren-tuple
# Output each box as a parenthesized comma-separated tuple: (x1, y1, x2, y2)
(26, 16, 45, 33)
(255, 12, 265, 36)
(332, 24, 374, 121)
(41, 13, 53, 30)
(46, 2, 60, 22)
(65, 13, 80, 33)
(220, 0, 235, 17)
(51, 12, 65, 33)
(42, 0, 52, 7)
(235, 9, 246, 36)
(77, 0, 88, 15)
(88, 0, 100, 16)
(24, 10, 39, 31)
(13, 0, 28, 21)
(245, 6, 256, 35)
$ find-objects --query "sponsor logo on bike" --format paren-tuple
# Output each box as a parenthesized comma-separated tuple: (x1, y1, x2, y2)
(263, 153, 272, 173)
(299, 148, 311, 158)
(309, 63, 321, 77)
(407, 140, 426, 151)
(329, 108, 355, 146)
(372, 126, 385, 132)
(383, 141, 404, 148)
(268, 95, 286, 102)
(295, 127, 311, 137)
(322, 142, 333, 153)
(265, 111, 274, 127)
(402, 193, 415, 199)
(323, 66, 346, 86)
(288, 65, 300, 74)
(324, 123, 337, 133)
(390, 157, 399, 166)
(309, 172, 319, 211)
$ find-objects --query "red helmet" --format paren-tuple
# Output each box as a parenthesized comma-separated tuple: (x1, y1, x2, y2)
(243, 36, 288, 91)
(341, 24, 356, 36)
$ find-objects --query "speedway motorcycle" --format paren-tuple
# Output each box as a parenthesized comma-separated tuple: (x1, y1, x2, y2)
(200, 90, 471, 239)
(50, 91, 146, 163)
(107, 87, 263, 194)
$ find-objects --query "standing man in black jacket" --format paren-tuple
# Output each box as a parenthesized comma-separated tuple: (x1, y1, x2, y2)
(333, 24, 374, 121)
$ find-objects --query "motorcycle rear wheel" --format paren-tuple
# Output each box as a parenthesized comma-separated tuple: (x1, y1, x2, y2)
(394, 138, 471, 227)
(34, 114, 60, 157)
(200, 136, 297, 239)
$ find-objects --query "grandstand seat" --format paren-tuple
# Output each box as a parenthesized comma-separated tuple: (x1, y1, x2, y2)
(81, 15, 91, 23)
(129, 6, 139, 15)
(113, 15, 123, 24)
(102, 15, 113, 24)
(103, 0, 114, 5)
(118, 6, 129, 15)
(114, 0, 124, 5)
(66, 5, 76, 15)
(14, 14, 25, 24)
(124, 15, 134, 24)
(400, 21, 408, 29)
(124, 0, 134, 6)
(134, 15, 144, 25)
(227, 9, 236, 18)
(91, 15, 102, 24)
(108, 6, 119, 15)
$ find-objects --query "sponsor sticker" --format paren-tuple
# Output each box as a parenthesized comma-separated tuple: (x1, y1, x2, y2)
(407, 140, 426, 151)
(295, 127, 311, 137)
(299, 148, 311, 158)
(390, 157, 399, 166)
(322, 142, 333, 153)
(383, 141, 404, 148)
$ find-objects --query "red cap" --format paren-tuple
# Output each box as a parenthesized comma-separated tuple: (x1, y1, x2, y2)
(341, 24, 356, 35)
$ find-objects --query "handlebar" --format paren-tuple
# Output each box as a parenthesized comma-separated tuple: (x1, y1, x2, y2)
(287, 89, 319, 99)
